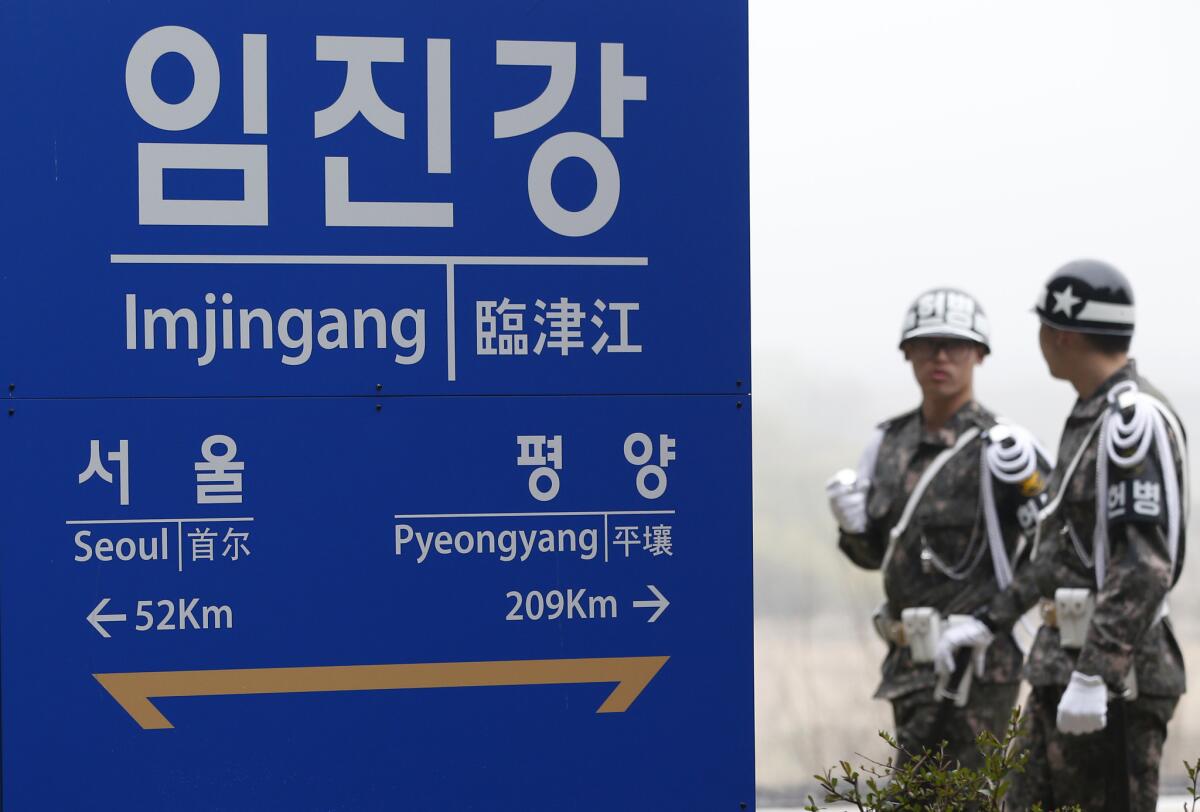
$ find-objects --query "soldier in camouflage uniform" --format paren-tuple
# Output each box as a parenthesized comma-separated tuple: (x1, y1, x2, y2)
(827, 288, 1051, 769)
(942, 260, 1187, 811)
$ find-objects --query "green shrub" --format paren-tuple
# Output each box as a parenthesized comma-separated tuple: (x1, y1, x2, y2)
(803, 708, 1070, 812)
(1185, 757, 1199, 812)
(804, 708, 1200, 811)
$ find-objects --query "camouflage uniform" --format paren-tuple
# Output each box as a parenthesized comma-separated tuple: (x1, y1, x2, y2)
(983, 361, 1187, 812)
(840, 400, 1049, 767)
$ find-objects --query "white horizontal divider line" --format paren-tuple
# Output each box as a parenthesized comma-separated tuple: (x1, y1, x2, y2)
(66, 517, 255, 525)
(393, 510, 676, 519)
(111, 254, 649, 267)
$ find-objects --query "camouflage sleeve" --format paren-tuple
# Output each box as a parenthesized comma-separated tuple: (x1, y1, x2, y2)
(981, 446, 1054, 629)
(983, 554, 1042, 630)
(837, 526, 886, 570)
(1074, 443, 1175, 688)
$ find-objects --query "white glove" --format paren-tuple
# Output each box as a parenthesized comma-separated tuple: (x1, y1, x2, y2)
(1056, 671, 1108, 735)
(826, 469, 868, 533)
(933, 617, 994, 676)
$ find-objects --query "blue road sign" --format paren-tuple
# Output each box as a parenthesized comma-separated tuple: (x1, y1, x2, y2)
(1, 1, 749, 398)
(1, 396, 752, 810)
(1, 2, 751, 809)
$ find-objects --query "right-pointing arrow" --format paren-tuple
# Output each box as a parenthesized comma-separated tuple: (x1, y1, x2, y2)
(87, 598, 127, 639)
(632, 584, 669, 623)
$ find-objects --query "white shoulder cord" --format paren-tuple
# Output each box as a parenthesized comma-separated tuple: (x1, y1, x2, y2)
(1145, 393, 1190, 525)
(1032, 415, 1105, 561)
(979, 423, 1042, 590)
(881, 426, 981, 572)
(1093, 382, 1186, 594)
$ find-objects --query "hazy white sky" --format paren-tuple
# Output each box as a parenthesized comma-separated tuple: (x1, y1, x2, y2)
(751, 0, 1200, 445)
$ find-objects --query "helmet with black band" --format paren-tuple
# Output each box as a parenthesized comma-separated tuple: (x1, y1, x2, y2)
(1035, 259, 1135, 336)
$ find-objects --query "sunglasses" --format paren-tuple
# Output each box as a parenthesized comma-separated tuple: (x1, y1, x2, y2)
(905, 338, 977, 362)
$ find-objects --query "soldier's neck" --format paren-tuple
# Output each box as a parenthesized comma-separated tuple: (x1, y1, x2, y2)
(1068, 352, 1128, 401)
(921, 389, 973, 431)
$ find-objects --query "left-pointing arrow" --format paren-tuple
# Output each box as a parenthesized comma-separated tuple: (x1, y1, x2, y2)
(87, 598, 127, 638)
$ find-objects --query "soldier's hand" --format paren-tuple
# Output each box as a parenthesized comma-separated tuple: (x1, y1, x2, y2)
(826, 469, 868, 533)
(1056, 671, 1108, 735)
(934, 617, 993, 676)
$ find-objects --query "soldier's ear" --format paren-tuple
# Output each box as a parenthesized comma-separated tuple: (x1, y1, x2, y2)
(1059, 329, 1083, 354)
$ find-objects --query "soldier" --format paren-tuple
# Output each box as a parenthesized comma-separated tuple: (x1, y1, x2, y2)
(941, 260, 1187, 811)
(826, 288, 1051, 769)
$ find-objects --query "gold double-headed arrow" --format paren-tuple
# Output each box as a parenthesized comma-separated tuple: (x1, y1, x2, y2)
(95, 655, 669, 730)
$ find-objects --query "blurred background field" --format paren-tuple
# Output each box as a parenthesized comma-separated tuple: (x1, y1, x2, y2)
(750, 0, 1200, 802)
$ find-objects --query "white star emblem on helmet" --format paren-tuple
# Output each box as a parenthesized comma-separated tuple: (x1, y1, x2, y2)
(1051, 285, 1082, 316)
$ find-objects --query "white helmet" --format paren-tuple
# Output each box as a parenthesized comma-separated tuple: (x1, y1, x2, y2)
(899, 287, 991, 354)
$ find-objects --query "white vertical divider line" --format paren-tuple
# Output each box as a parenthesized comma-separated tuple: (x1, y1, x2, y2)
(176, 520, 184, 574)
(243, 35, 268, 135)
(446, 263, 457, 382)
(427, 39, 451, 174)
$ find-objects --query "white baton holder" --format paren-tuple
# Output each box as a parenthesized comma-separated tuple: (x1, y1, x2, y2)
(1055, 588, 1095, 649)
(936, 615, 978, 707)
(902, 609, 975, 707)
(901, 607, 941, 663)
